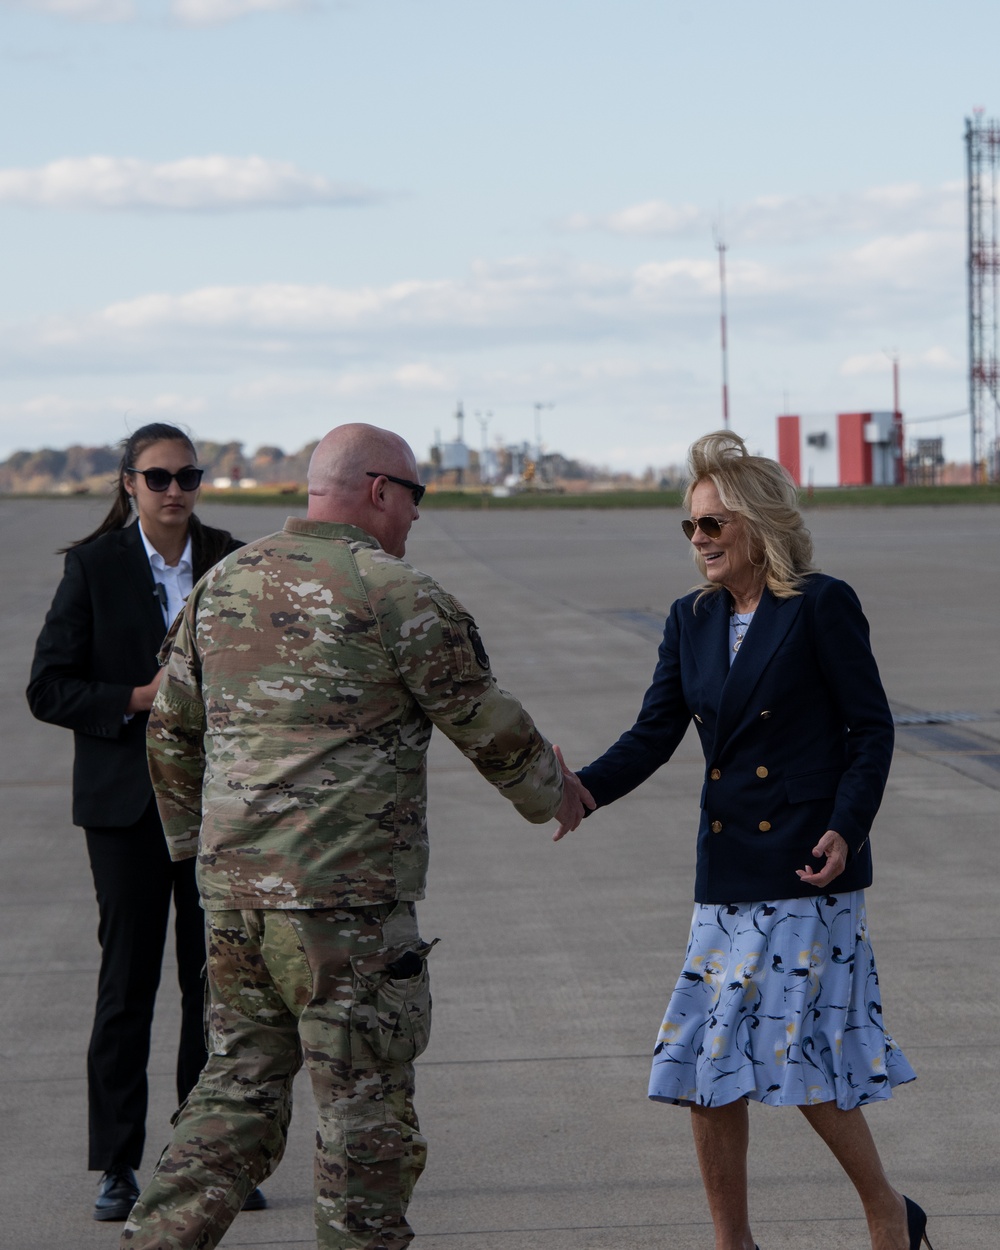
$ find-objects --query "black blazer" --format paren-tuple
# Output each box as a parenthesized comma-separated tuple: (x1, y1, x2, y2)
(578, 574, 894, 904)
(27, 518, 243, 829)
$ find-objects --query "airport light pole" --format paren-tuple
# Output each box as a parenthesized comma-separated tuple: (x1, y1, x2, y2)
(533, 401, 554, 464)
(475, 409, 492, 485)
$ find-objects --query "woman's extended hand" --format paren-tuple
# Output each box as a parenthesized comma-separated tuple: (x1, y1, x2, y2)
(796, 829, 848, 888)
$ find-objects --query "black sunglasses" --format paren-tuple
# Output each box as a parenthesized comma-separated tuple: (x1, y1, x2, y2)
(127, 466, 204, 492)
(366, 471, 426, 506)
(682, 515, 734, 541)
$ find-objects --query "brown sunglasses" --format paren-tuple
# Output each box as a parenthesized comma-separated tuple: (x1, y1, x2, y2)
(681, 515, 735, 541)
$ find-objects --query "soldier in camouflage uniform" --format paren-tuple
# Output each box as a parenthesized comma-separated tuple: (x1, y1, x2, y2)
(122, 424, 592, 1250)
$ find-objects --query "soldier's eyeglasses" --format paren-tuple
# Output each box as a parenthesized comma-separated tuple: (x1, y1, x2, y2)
(127, 466, 204, 492)
(682, 515, 734, 541)
(366, 471, 426, 506)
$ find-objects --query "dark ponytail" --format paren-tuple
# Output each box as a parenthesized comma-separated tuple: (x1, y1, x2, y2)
(60, 423, 199, 552)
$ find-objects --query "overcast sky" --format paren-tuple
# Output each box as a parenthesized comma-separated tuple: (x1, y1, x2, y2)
(0, 0, 993, 470)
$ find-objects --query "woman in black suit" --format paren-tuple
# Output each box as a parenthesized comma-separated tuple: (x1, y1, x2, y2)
(565, 432, 931, 1250)
(26, 423, 250, 1221)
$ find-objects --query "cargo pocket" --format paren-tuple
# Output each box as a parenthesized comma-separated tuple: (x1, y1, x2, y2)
(350, 938, 438, 1066)
(343, 1120, 405, 1165)
(341, 1120, 406, 1234)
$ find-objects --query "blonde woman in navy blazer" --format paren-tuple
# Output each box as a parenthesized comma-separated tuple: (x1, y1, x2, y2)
(569, 433, 932, 1250)
(27, 424, 247, 1222)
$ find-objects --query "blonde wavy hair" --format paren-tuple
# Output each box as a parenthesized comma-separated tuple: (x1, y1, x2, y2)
(683, 430, 816, 600)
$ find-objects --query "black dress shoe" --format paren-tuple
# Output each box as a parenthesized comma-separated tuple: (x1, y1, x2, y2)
(904, 1196, 934, 1250)
(93, 1165, 139, 1221)
(242, 1186, 267, 1211)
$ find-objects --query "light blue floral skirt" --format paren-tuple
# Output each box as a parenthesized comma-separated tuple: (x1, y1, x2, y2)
(648, 891, 916, 1110)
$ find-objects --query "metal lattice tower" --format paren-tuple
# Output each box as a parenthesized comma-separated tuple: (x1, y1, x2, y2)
(966, 112, 1000, 482)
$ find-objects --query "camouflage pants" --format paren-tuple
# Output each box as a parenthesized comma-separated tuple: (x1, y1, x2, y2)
(121, 901, 434, 1250)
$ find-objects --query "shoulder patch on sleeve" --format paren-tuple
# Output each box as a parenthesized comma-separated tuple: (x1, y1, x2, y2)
(429, 590, 492, 679)
(467, 622, 490, 670)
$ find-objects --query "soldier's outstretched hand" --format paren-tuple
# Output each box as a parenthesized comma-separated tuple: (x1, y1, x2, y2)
(552, 745, 595, 840)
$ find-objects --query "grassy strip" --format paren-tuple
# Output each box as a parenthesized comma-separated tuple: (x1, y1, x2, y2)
(10, 483, 1000, 508)
(193, 483, 1000, 509)
(795, 483, 1000, 506)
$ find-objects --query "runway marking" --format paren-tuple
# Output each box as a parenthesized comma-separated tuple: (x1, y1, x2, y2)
(891, 704, 1000, 790)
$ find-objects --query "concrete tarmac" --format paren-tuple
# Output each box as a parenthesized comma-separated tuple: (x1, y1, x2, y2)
(1, 496, 997, 1250)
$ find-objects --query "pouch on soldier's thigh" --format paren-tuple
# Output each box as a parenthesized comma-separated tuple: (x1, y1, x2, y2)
(349, 937, 438, 1065)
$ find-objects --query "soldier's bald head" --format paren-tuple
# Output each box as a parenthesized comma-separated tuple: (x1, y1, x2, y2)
(308, 424, 415, 499)
(307, 424, 421, 557)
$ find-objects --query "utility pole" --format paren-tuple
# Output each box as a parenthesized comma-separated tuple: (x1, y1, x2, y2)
(893, 353, 902, 484)
(715, 230, 730, 429)
(884, 348, 902, 482)
(533, 401, 554, 463)
(474, 409, 492, 485)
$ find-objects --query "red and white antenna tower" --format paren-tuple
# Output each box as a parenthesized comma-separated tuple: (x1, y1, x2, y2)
(966, 110, 1000, 482)
(714, 227, 730, 429)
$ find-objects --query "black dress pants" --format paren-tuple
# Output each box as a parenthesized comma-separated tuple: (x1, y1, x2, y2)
(85, 798, 207, 1171)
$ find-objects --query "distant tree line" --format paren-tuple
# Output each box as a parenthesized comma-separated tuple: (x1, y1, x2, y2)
(0, 440, 319, 494)
(1, 437, 686, 495)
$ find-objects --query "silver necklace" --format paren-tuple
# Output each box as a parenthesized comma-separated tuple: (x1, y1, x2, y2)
(730, 609, 754, 653)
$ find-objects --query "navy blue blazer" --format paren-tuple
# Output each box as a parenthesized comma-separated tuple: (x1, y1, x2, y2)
(27, 518, 243, 829)
(578, 573, 894, 904)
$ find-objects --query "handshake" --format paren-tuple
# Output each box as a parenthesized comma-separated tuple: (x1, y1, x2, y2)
(552, 745, 595, 842)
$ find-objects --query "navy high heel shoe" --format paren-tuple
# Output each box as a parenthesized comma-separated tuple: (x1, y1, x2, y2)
(904, 1197, 933, 1250)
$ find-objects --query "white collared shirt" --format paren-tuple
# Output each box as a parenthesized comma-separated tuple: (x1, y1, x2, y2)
(139, 524, 194, 629)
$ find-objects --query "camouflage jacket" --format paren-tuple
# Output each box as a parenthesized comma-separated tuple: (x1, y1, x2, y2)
(147, 518, 563, 910)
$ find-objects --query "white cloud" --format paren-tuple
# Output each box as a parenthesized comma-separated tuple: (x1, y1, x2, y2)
(0, 186, 960, 384)
(840, 352, 898, 377)
(169, 0, 302, 26)
(562, 182, 964, 246)
(838, 231, 950, 286)
(392, 363, 452, 389)
(920, 345, 963, 371)
(0, 235, 967, 388)
(0, 391, 208, 455)
(0, 155, 381, 212)
(88, 262, 628, 339)
(0, 391, 207, 419)
(230, 363, 454, 403)
(841, 346, 964, 378)
(563, 201, 705, 238)
(2, 0, 301, 22)
(4, 259, 709, 371)
(0, 322, 971, 468)
(737, 184, 963, 244)
(3, 0, 133, 20)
